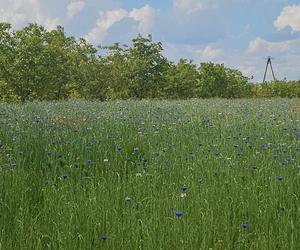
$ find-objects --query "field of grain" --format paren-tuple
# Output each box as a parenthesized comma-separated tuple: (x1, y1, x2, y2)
(0, 99, 299, 249)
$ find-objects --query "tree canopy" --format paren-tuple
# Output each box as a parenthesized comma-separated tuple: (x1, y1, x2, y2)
(0, 22, 299, 102)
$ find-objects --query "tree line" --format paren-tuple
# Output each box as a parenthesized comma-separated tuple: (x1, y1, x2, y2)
(0, 22, 299, 102)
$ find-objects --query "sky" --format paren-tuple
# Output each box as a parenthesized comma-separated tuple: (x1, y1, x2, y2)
(1, 0, 300, 81)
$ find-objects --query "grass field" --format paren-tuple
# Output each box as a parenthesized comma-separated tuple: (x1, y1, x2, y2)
(0, 99, 300, 250)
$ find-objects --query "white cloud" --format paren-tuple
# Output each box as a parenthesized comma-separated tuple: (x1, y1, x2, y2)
(85, 5, 156, 44)
(0, 0, 60, 30)
(129, 5, 155, 34)
(85, 9, 128, 44)
(173, 0, 218, 14)
(197, 45, 224, 61)
(163, 42, 225, 65)
(67, 1, 86, 20)
(274, 5, 300, 32)
(237, 66, 256, 76)
(247, 37, 298, 54)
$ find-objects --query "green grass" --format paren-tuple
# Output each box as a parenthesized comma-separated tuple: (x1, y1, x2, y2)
(0, 99, 299, 250)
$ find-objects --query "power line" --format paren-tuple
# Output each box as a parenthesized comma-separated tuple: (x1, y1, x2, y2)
(263, 56, 276, 83)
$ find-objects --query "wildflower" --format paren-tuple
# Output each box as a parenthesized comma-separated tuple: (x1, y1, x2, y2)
(125, 197, 131, 202)
(261, 144, 269, 150)
(175, 212, 184, 217)
(257, 114, 263, 120)
(87, 160, 93, 166)
(10, 163, 17, 168)
(63, 173, 68, 179)
(44, 179, 49, 185)
(104, 159, 109, 162)
(180, 186, 188, 192)
(237, 151, 243, 157)
(277, 176, 284, 181)
(100, 235, 108, 241)
(136, 173, 142, 177)
(180, 193, 187, 198)
(240, 223, 249, 229)
(213, 152, 220, 157)
(153, 152, 160, 157)
(280, 160, 286, 166)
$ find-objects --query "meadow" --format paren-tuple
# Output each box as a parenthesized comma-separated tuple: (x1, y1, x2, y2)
(0, 99, 299, 250)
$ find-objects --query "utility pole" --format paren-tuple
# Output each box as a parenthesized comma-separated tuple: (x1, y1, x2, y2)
(263, 56, 276, 83)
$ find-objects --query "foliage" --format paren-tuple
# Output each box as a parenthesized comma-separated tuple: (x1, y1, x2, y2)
(197, 63, 252, 98)
(164, 59, 200, 99)
(126, 35, 170, 99)
(1, 22, 299, 102)
(253, 80, 300, 98)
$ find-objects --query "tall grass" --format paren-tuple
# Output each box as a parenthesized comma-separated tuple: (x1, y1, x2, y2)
(0, 99, 299, 249)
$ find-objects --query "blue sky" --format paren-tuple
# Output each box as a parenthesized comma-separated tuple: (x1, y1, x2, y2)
(1, 0, 300, 80)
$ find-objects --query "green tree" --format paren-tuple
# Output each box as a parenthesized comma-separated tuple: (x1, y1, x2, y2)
(99, 43, 130, 100)
(40, 26, 76, 100)
(126, 35, 170, 99)
(0, 23, 17, 101)
(66, 38, 102, 99)
(197, 62, 251, 98)
(164, 59, 199, 98)
(0, 23, 49, 102)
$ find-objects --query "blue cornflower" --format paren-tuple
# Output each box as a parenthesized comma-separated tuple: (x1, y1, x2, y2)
(180, 186, 188, 191)
(87, 160, 93, 166)
(213, 152, 220, 157)
(240, 223, 249, 229)
(256, 114, 263, 120)
(175, 212, 184, 217)
(44, 179, 49, 185)
(100, 235, 108, 241)
(280, 160, 287, 166)
(10, 163, 17, 168)
(277, 176, 284, 181)
(63, 173, 68, 179)
(272, 154, 278, 159)
(261, 144, 269, 150)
